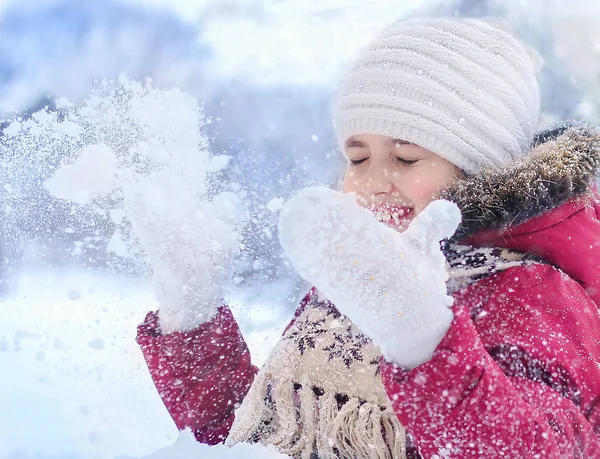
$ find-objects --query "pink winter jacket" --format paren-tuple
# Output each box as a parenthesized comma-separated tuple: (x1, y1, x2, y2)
(137, 126, 600, 458)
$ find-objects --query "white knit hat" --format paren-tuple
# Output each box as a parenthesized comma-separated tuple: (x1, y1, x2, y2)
(333, 18, 541, 175)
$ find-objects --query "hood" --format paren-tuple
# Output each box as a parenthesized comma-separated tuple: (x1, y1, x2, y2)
(442, 124, 600, 307)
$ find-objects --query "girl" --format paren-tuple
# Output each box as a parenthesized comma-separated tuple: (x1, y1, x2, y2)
(136, 18, 600, 458)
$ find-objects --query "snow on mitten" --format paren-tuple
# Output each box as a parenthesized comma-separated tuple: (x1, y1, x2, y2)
(124, 170, 242, 334)
(278, 187, 461, 369)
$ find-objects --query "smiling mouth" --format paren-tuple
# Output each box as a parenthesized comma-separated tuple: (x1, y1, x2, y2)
(363, 202, 415, 228)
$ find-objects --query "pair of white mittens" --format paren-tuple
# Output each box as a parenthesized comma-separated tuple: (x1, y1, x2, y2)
(130, 175, 460, 370)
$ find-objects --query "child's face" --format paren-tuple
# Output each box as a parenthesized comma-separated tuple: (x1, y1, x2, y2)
(343, 133, 460, 232)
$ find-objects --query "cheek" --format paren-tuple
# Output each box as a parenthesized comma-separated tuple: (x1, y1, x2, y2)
(407, 180, 438, 205)
(399, 170, 449, 208)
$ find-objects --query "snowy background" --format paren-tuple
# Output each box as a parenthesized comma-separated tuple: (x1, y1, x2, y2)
(1, 0, 599, 457)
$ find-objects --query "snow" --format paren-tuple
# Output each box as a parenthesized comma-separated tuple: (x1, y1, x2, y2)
(43, 144, 117, 205)
(122, 430, 289, 459)
(0, 267, 291, 458)
(34, 79, 245, 333)
(206, 155, 231, 173)
(266, 197, 284, 213)
(0, 269, 176, 458)
(2, 0, 600, 457)
(1, 77, 292, 457)
(107, 231, 130, 258)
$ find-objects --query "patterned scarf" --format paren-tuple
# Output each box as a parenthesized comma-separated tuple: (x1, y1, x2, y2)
(226, 244, 541, 458)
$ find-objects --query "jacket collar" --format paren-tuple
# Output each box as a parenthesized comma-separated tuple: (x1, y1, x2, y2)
(441, 124, 600, 241)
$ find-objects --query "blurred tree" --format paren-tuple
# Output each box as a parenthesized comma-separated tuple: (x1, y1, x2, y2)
(0, 0, 342, 292)
(0, 0, 211, 286)
(0, 0, 211, 113)
(206, 81, 341, 285)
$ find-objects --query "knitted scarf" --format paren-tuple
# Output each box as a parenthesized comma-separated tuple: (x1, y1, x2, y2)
(226, 243, 539, 458)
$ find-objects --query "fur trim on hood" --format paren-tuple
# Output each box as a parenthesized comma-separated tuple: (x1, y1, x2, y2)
(442, 124, 600, 240)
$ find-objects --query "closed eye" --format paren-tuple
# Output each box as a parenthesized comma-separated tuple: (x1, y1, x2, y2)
(395, 157, 419, 166)
(349, 158, 368, 166)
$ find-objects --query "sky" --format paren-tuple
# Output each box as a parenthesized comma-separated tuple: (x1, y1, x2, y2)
(128, 0, 425, 85)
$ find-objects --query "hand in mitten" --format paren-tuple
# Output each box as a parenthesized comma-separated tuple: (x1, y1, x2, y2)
(278, 187, 461, 369)
(123, 170, 242, 334)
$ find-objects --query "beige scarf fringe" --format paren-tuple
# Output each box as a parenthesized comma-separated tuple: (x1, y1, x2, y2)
(226, 295, 407, 458)
(226, 368, 406, 458)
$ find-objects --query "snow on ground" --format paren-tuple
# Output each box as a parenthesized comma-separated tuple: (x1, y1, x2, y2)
(0, 268, 176, 458)
(119, 429, 289, 459)
(0, 267, 292, 459)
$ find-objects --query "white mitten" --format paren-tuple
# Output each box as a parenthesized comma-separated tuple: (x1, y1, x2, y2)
(278, 187, 461, 369)
(123, 170, 242, 334)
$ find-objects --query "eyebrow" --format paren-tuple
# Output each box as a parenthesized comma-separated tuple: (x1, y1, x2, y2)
(345, 138, 366, 149)
(391, 139, 412, 145)
(345, 138, 411, 149)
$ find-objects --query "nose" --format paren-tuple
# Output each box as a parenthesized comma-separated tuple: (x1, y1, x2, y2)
(358, 163, 394, 196)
